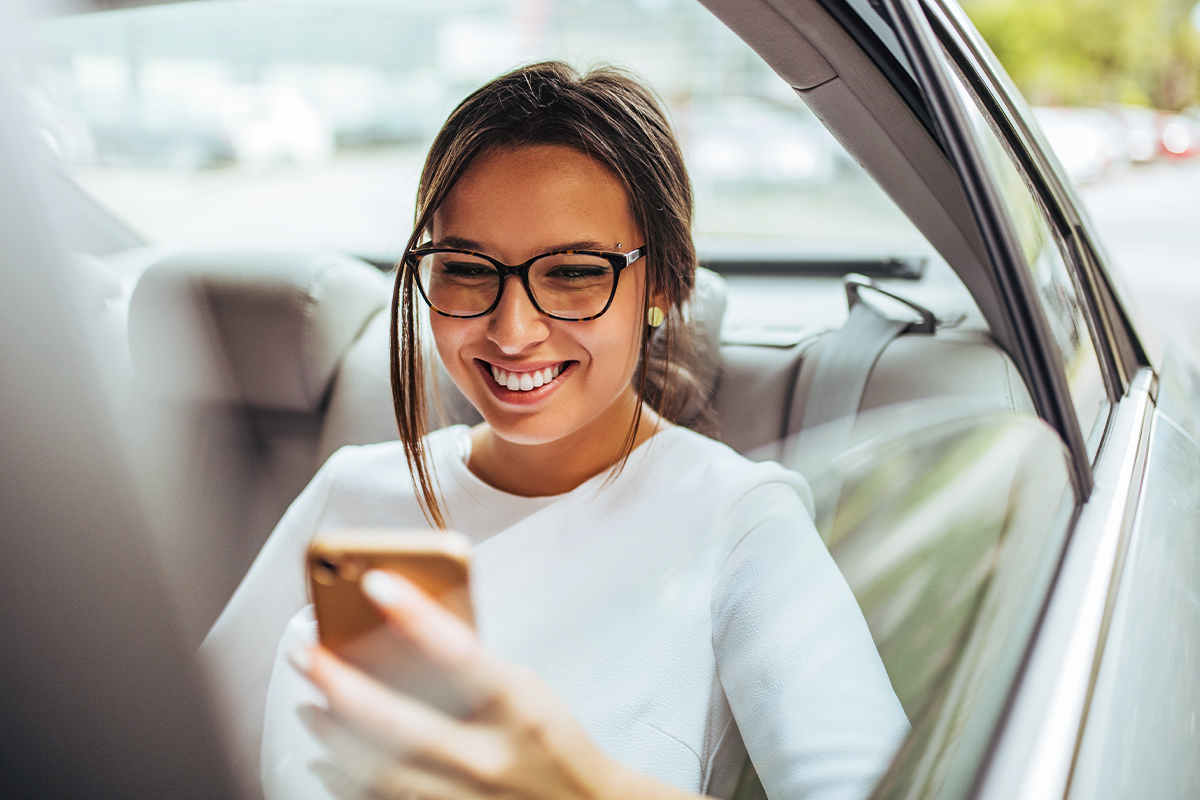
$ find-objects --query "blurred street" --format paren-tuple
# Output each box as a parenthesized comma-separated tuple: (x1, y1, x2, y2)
(1078, 159, 1200, 358)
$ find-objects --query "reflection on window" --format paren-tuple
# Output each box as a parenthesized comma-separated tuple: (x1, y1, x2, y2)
(945, 66, 1107, 441)
(810, 409, 1075, 799)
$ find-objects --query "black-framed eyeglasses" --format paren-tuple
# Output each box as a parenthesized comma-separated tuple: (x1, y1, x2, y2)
(404, 246, 647, 321)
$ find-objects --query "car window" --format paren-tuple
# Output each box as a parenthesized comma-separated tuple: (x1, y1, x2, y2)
(941, 63, 1108, 445)
(797, 409, 1075, 800)
(25, 0, 981, 341)
(26, 0, 913, 255)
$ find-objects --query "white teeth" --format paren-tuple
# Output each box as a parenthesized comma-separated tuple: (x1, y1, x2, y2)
(490, 363, 567, 391)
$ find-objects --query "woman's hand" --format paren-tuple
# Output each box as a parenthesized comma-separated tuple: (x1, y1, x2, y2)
(290, 570, 699, 800)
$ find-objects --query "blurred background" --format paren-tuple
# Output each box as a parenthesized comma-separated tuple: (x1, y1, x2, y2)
(964, 0, 1200, 355)
(15, 0, 1200, 352)
(16, 0, 915, 261)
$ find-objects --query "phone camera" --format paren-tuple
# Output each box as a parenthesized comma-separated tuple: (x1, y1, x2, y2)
(313, 557, 339, 586)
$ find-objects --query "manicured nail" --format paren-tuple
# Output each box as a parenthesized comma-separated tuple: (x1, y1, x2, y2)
(361, 569, 415, 607)
(288, 644, 313, 675)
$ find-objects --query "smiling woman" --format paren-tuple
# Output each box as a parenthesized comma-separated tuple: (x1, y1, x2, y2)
(201, 61, 908, 800)
(390, 62, 700, 521)
(420, 144, 659, 499)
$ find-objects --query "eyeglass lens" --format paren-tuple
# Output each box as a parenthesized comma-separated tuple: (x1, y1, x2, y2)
(417, 252, 616, 319)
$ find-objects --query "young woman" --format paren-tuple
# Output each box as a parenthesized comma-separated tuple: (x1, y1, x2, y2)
(203, 62, 907, 800)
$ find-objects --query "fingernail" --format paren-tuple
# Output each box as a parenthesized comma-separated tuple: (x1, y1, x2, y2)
(362, 569, 415, 607)
(288, 644, 313, 675)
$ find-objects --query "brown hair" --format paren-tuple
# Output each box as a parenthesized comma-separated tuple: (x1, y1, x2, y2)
(391, 61, 698, 528)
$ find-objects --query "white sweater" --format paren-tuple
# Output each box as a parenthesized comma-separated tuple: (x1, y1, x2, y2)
(202, 425, 907, 800)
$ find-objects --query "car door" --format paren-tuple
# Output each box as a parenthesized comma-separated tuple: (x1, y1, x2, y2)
(696, 0, 1144, 796)
(871, 1, 1200, 799)
(829, 4, 1135, 794)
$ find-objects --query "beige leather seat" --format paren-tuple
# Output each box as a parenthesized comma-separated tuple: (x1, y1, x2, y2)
(319, 267, 1033, 459)
(127, 249, 390, 632)
(126, 248, 1035, 629)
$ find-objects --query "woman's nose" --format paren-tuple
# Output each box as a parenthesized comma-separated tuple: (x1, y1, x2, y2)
(486, 275, 550, 353)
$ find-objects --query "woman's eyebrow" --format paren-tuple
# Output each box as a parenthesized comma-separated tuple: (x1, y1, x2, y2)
(429, 237, 614, 253)
(431, 235, 486, 250)
(546, 240, 610, 252)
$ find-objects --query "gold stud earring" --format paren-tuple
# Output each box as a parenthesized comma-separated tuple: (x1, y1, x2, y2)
(647, 306, 666, 328)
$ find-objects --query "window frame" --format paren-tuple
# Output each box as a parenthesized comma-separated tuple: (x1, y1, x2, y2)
(872, 0, 1102, 500)
(921, 0, 1132, 466)
(933, 42, 1114, 462)
(922, 0, 1146, 396)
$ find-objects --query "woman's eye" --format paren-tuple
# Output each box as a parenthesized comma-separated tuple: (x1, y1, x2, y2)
(441, 261, 496, 278)
(545, 265, 611, 281)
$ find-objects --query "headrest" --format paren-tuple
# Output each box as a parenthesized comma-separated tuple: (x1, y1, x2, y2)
(128, 249, 390, 412)
(680, 266, 728, 395)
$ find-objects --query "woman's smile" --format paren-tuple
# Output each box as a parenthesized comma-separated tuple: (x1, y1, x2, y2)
(477, 358, 576, 404)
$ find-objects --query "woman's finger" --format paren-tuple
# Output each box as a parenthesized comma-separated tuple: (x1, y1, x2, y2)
(360, 570, 509, 704)
(304, 703, 492, 800)
(300, 645, 471, 767)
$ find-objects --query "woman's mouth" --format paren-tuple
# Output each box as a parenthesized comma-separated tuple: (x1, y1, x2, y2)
(488, 362, 567, 392)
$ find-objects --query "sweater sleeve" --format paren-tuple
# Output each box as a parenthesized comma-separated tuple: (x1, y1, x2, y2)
(199, 449, 344, 798)
(712, 480, 908, 800)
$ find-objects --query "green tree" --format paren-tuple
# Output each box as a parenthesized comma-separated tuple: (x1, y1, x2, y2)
(961, 0, 1200, 109)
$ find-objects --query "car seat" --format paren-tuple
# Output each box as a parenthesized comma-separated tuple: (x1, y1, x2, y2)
(127, 249, 1036, 626)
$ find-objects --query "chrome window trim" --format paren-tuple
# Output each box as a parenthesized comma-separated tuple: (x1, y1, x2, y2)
(923, 0, 1150, 386)
(976, 368, 1156, 800)
(877, 0, 1093, 498)
(1066, 406, 1200, 798)
(921, 0, 1083, 229)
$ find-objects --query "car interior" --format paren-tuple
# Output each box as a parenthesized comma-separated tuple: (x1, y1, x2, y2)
(18, 0, 1088, 797)
(117, 224, 1061, 800)
(104, 0, 1042, 627)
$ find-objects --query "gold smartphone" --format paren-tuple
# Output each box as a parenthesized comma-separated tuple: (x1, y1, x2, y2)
(307, 529, 474, 713)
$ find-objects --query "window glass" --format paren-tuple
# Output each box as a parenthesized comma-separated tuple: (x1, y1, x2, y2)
(944, 65, 1107, 440)
(23, 0, 921, 254)
(24, 0, 977, 341)
(820, 412, 1075, 798)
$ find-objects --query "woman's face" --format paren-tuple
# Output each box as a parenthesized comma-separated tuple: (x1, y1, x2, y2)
(428, 144, 649, 448)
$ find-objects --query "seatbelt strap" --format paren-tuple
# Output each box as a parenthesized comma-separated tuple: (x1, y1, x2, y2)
(783, 274, 936, 532)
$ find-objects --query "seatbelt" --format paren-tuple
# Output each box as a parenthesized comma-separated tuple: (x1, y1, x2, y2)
(782, 274, 937, 533)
